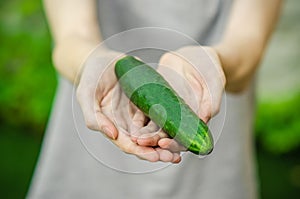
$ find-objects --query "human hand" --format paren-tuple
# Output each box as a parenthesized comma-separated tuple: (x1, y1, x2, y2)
(132, 46, 225, 153)
(76, 48, 181, 163)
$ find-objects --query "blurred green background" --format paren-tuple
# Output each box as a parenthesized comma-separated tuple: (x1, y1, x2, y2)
(0, 0, 299, 198)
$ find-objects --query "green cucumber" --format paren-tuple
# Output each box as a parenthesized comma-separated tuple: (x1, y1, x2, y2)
(115, 56, 213, 155)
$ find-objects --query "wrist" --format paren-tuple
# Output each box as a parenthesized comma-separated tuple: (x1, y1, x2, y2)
(213, 41, 262, 93)
(52, 35, 101, 84)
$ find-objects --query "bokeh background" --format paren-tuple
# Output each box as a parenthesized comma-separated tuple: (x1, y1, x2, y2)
(0, 0, 299, 198)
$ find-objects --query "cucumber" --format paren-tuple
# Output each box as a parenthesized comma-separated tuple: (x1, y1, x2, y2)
(115, 56, 213, 155)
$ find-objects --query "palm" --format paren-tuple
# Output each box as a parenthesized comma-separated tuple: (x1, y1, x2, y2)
(99, 83, 180, 162)
(78, 50, 182, 162)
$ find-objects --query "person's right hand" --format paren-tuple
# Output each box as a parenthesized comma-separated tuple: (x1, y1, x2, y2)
(76, 48, 181, 163)
(131, 46, 225, 153)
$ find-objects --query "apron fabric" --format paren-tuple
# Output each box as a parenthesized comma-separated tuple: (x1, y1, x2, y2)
(27, 1, 258, 198)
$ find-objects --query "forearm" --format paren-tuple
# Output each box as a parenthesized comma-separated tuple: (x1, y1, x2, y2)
(215, 0, 283, 93)
(43, 0, 102, 83)
(52, 36, 99, 83)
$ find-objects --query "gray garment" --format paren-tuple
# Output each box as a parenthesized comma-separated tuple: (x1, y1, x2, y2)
(28, 1, 258, 198)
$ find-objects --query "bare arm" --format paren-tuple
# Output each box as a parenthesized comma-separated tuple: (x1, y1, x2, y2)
(215, 0, 283, 93)
(153, 0, 283, 151)
(43, 0, 181, 163)
(44, 0, 101, 83)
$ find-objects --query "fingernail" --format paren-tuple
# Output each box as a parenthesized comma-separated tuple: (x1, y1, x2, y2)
(104, 127, 116, 140)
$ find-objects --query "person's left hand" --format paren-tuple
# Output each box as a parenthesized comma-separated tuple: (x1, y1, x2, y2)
(131, 46, 226, 153)
(77, 49, 181, 163)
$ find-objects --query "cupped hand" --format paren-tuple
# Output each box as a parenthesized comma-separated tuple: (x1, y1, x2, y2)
(76, 48, 181, 163)
(132, 46, 225, 153)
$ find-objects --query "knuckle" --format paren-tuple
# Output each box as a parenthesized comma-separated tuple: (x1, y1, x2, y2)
(86, 122, 95, 130)
(85, 117, 97, 130)
(160, 52, 173, 63)
(214, 106, 221, 115)
(119, 143, 133, 155)
(122, 147, 132, 155)
(133, 118, 144, 124)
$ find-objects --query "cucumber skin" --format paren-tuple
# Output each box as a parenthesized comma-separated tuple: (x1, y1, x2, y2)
(115, 56, 213, 155)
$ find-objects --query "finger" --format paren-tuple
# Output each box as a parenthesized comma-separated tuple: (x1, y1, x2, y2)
(123, 146, 160, 163)
(197, 89, 213, 123)
(172, 153, 182, 164)
(77, 89, 118, 140)
(158, 138, 187, 152)
(155, 148, 174, 163)
(185, 73, 204, 111)
(130, 110, 147, 142)
(128, 102, 138, 118)
(137, 121, 158, 136)
(198, 102, 211, 123)
(137, 128, 168, 147)
(134, 147, 160, 162)
(89, 108, 118, 140)
(201, 84, 223, 119)
(135, 121, 166, 146)
(132, 110, 147, 128)
(132, 120, 157, 142)
(112, 129, 160, 162)
(94, 108, 119, 139)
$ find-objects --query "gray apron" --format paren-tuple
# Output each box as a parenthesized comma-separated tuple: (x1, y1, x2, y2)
(28, 1, 258, 198)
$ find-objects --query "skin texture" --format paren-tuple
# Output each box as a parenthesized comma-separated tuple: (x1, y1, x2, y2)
(44, 0, 282, 162)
